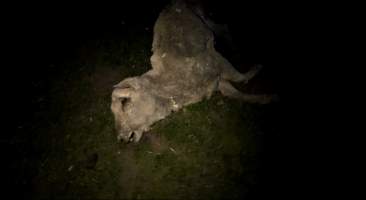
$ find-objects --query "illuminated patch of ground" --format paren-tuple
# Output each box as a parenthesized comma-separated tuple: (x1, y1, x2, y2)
(13, 29, 279, 199)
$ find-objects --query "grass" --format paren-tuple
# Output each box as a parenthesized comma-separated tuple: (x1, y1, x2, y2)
(12, 27, 278, 199)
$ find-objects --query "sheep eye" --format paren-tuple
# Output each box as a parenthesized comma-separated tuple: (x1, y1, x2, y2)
(120, 98, 131, 112)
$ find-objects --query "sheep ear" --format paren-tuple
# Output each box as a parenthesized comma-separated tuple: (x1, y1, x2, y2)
(113, 82, 131, 89)
(112, 87, 133, 98)
(113, 77, 139, 89)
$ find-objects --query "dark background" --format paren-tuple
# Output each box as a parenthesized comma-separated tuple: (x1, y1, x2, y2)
(3, 0, 308, 199)
(6, 0, 293, 131)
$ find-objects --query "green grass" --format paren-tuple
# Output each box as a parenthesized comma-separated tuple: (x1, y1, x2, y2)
(20, 29, 273, 199)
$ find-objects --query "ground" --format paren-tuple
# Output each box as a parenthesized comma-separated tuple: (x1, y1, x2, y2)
(6, 23, 282, 199)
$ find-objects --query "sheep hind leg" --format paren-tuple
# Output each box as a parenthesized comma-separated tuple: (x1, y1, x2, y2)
(218, 80, 277, 104)
(221, 61, 263, 84)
